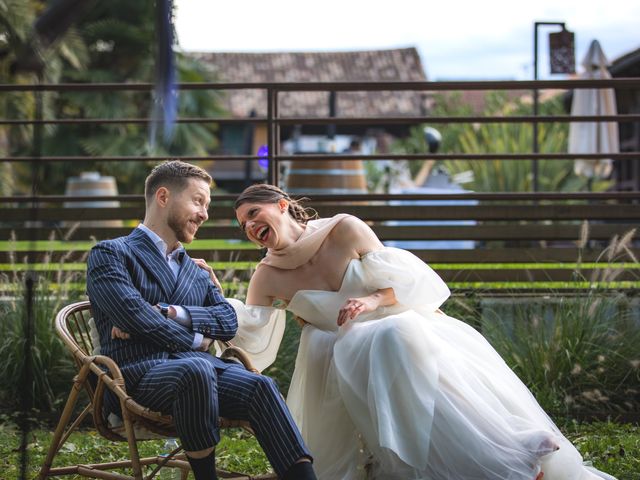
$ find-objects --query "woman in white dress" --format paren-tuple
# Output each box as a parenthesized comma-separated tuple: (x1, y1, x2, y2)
(224, 184, 616, 480)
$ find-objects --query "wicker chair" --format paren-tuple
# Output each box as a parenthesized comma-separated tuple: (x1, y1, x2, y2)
(38, 300, 276, 480)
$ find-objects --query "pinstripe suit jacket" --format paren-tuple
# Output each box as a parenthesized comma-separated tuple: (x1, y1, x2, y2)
(86, 227, 238, 390)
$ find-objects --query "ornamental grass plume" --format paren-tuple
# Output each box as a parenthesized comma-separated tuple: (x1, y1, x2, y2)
(482, 228, 640, 418)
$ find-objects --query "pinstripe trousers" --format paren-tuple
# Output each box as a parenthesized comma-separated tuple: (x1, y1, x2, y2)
(132, 352, 309, 476)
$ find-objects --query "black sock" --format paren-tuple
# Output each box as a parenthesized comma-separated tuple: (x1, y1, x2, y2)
(282, 460, 317, 480)
(186, 450, 218, 480)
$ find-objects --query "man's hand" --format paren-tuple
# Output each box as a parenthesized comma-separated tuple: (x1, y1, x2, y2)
(192, 258, 224, 294)
(196, 336, 215, 352)
(111, 326, 130, 340)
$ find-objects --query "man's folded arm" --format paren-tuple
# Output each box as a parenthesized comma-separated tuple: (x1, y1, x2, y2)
(182, 284, 238, 342)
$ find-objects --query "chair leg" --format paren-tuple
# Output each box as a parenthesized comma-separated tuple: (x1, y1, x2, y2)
(120, 407, 144, 480)
(38, 366, 91, 479)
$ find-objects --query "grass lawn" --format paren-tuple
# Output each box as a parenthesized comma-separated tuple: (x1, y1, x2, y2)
(2, 424, 270, 479)
(2, 420, 638, 479)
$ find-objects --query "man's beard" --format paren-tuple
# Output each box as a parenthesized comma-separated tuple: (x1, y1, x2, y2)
(167, 210, 197, 243)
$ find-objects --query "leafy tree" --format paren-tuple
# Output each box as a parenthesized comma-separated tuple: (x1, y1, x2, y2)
(394, 91, 610, 192)
(0, 0, 88, 195)
(8, 0, 223, 195)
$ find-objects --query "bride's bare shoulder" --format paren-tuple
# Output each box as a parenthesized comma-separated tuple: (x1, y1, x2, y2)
(252, 263, 281, 281)
(332, 214, 369, 235)
(331, 214, 382, 250)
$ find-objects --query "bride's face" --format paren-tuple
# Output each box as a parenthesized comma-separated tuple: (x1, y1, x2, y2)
(236, 200, 288, 249)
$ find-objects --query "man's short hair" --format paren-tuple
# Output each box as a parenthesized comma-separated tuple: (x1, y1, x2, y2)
(144, 160, 212, 203)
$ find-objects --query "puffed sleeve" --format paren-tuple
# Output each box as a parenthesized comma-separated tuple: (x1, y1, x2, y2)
(361, 247, 450, 313)
(226, 298, 286, 372)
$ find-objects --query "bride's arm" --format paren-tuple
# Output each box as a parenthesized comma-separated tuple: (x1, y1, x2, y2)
(246, 266, 274, 307)
(192, 257, 272, 307)
(333, 216, 399, 325)
(192, 258, 224, 293)
(192, 259, 286, 372)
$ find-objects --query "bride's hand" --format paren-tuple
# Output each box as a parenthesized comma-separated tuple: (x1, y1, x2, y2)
(338, 295, 379, 326)
(192, 258, 224, 294)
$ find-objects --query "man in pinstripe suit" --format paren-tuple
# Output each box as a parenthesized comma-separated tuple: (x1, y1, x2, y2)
(87, 161, 316, 480)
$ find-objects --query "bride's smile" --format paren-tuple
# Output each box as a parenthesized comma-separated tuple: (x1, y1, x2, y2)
(236, 200, 304, 250)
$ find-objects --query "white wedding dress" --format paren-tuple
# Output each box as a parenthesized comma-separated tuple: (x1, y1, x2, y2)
(231, 248, 616, 480)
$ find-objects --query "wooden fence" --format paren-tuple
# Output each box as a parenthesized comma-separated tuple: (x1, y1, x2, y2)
(2, 192, 639, 294)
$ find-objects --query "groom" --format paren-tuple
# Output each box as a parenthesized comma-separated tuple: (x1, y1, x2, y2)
(86, 160, 316, 480)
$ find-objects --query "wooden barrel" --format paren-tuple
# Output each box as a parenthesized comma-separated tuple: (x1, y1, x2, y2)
(64, 172, 123, 227)
(285, 159, 368, 195)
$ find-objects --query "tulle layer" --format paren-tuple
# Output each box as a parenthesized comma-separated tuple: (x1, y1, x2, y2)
(285, 249, 615, 480)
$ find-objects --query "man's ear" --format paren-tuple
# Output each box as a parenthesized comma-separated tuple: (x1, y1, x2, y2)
(155, 186, 170, 208)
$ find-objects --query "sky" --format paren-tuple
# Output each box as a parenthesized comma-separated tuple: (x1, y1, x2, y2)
(174, 0, 640, 81)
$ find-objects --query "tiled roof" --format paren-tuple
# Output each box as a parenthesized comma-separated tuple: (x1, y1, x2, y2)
(187, 48, 430, 118)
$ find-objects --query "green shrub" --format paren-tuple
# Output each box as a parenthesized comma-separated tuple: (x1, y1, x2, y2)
(481, 294, 640, 417)
(460, 228, 640, 417)
(0, 231, 85, 412)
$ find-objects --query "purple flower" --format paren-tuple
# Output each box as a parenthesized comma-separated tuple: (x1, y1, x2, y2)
(257, 144, 269, 169)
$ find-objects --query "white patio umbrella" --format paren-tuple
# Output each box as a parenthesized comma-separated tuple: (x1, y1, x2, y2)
(568, 39, 619, 179)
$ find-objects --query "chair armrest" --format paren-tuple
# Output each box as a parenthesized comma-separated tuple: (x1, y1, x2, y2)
(87, 354, 173, 428)
(86, 354, 129, 398)
(216, 341, 260, 374)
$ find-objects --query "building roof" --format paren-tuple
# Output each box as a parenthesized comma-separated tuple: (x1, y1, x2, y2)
(187, 48, 430, 118)
(610, 46, 640, 77)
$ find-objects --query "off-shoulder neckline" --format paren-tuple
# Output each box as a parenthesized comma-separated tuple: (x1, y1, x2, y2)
(287, 257, 360, 307)
(282, 248, 388, 308)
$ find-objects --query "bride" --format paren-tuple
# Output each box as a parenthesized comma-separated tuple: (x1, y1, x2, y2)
(222, 183, 616, 480)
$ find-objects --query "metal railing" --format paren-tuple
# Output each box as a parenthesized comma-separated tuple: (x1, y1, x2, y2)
(2, 78, 640, 185)
(2, 78, 640, 291)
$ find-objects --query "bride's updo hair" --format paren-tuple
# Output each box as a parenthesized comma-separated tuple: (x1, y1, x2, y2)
(235, 184, 317, 225)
